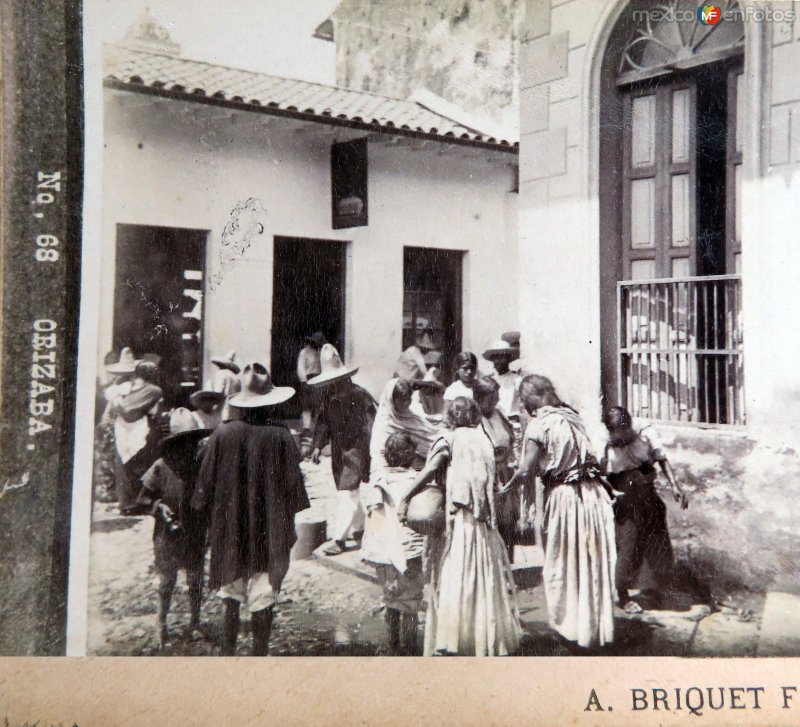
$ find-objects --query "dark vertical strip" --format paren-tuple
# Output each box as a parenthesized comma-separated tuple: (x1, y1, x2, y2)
(43, 0, 83, 655)
(0, 0, 82, 654)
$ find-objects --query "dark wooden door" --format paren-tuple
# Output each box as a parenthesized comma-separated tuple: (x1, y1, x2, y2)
(403, 247, 463, 384)
(270, 237, 347, 419)
(622, 81, 697, 281)
(113, 224, 207, 409)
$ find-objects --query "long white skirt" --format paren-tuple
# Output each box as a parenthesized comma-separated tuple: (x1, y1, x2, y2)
(424, 508, 522, 656)
(542, 480, 617, 648)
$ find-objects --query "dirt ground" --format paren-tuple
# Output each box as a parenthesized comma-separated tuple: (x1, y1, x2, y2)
(86, 458, 765, 657)
(88, 504, 388, 657)
(88, 458, 391, 657)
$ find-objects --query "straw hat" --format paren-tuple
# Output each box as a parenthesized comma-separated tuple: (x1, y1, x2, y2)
(483, 340, 520, 360)
(211, 350, 240, 375)
(161, 407, 212, 446)
(189, 380, 225, 409)
(304, 331, 327, 348)
(229, 362, 295, 408)
(414, 367, 444, 390)
(306, 344, 358, 387)
(105, 347, 140, 375)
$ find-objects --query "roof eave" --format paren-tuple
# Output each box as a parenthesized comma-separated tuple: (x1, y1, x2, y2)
(103, 79, 519, 154)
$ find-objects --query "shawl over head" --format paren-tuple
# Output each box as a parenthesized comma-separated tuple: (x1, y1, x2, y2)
(370, 378, 437, 474)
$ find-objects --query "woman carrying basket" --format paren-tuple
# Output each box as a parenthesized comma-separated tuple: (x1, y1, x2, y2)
(398, 397, 522, 656)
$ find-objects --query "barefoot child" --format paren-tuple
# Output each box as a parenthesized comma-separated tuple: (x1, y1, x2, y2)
(135, 408, 212, 647)
(602, 406, 688, 611)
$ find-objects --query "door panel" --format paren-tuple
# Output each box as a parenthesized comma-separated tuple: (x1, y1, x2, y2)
(726, 65, 744, 274)
(622, 82, 697, 279)
(631, 94, 656, 167)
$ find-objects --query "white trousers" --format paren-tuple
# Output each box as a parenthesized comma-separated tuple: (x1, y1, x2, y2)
(332, 489, 366, 542)
(218, 572, 276, 613)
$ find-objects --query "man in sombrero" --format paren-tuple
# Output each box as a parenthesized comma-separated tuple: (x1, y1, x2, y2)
(296, 331, 326, 456)
(191, 362, 310, 656)
(188, 382, 225, 430)
(210, 350, 242, 422)
(308, 344, 377, 556)
(394, 327, 436, 382)
(482, 336, 523, 421)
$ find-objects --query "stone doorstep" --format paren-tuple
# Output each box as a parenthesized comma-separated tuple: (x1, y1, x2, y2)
(310, 546, 379, 585)
(310, 544, 544, 590)
(757, 590, 800, 657)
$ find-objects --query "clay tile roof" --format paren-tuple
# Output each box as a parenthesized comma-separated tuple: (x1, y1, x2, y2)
(104, 46, 518, 151)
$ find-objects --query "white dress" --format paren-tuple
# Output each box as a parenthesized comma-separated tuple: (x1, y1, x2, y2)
(423, 427, 523, 656)
(524, 406, 617, 648)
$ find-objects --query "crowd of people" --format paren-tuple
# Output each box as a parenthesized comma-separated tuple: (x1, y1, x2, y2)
(92, 329, 688, 657)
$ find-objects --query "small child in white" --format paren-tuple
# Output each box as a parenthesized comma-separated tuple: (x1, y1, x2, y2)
(362, 432, 425, 656)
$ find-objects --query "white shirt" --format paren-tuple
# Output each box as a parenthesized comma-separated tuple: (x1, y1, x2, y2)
(491, 370, 522, 417)
(443, 380, 474, 401)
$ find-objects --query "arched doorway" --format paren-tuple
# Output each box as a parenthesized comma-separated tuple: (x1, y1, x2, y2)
(599, 0, 745, 426)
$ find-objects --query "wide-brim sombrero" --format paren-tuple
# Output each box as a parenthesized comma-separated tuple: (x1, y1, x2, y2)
(161, 427, 214, 448)
(106, 346, 140, 374)
(306, 344, 358, 387)
(229, 386, 295, 408)
(306, 365, 359, 387)
(414, 367, 444, 390)
(189, 390, 225, 409)
(483, 340, 520, 360)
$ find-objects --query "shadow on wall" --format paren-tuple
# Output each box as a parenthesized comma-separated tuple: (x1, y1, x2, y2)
(663, 430, 800, 595)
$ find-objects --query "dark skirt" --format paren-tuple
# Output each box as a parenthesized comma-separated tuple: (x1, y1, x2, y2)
(333, 446, 368, 491)
(609, 467, 675, 594)
(494, 488, 519, 560)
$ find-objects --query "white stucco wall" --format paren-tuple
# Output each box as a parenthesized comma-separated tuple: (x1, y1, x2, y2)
(741, 169, 800, 446)
(100, 91, 519, 400)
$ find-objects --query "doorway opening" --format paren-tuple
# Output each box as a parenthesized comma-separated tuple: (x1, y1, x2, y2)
(113, 224, 207, 409)
(271, 237, 347, 419)
(403, 247, 463, 384)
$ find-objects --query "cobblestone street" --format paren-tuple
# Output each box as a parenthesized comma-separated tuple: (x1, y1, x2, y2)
(88, 456, 771, 657)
